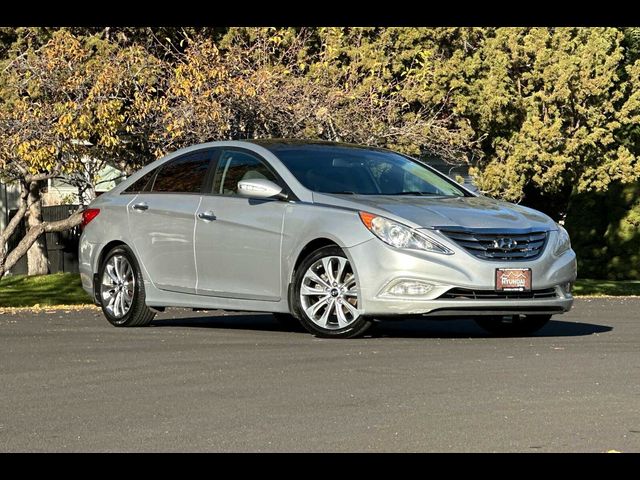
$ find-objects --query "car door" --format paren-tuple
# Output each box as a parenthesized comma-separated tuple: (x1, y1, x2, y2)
(127, 150, 213, 293)
(194, 148, 287, 301)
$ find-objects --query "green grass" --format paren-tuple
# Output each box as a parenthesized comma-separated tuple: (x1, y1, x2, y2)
(0, 272, 92, 308)
(574, 279, 640, 297)
(0, 274, 638, 309)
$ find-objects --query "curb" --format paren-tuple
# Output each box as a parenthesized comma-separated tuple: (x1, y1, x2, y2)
(0, 304, 99, 314)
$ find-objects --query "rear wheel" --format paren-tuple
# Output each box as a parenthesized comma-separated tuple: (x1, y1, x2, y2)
(475, 314, 551, 336)
(98, 245, 155, 327)
(291, 246, 372, 339)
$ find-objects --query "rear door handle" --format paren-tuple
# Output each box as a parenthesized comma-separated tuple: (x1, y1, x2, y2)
(197, 211, 216, 221)
(132, 202, 149, 211)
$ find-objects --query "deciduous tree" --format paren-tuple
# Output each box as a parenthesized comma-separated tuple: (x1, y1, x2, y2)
(0, 30, 162, 276)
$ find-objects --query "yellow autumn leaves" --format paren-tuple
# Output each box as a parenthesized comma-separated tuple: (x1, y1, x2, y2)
(1, 27, 639, 217)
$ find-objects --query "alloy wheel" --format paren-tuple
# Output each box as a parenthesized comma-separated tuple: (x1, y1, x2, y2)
(100, 254, 135, 320)
(300, 255, 360, 330)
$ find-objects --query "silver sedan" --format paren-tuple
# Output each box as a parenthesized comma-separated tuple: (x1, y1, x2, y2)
(79, 140, 576, 338)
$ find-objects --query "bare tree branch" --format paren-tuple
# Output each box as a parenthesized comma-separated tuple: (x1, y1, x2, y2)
(1, 210, 82, 277)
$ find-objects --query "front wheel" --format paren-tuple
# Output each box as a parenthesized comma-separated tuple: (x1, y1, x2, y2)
(98, 245, 156, 327)
(475, 314, 551, 336)
(291, 246, 372, 339)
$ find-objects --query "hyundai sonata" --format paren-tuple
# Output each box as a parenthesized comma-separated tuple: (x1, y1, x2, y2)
(79, 140, 576, 338)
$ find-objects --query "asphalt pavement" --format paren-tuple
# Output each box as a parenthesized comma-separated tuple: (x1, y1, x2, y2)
(0, 298, 638, 452)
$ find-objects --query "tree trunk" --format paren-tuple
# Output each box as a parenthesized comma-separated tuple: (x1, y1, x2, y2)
(25, 180, 49, 276)
(0, 172, 81, 279)
(0, 182, 29, 276)
(1, 209, 82, 278)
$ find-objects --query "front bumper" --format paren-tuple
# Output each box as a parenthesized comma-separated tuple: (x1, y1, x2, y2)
(346, 233, 577, 317)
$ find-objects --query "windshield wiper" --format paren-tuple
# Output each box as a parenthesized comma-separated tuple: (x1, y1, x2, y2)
(325, 191, 442, 196)
(388, 191, 440, 196)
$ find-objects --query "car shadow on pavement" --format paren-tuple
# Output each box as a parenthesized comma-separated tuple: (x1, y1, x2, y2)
(368, 319, 613, 339)
(149, 313, 612, 339)
(149, 313, 308, 334)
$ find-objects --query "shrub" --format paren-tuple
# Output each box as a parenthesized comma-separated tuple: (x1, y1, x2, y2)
(565, 182, 640, 280)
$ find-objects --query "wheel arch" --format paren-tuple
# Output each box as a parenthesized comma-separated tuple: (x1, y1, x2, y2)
(290, 238, 343, 281)
(95, 240, 129, 272)
(286, 237, 363, 312)
(94, 239, 157, 327)
(287, 238, 371, 338)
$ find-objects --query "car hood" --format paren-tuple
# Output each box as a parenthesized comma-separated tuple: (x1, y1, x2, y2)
(313, 193, 556, 231)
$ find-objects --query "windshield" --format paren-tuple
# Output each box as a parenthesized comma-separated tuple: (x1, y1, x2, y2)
(270, 145, 467, 196)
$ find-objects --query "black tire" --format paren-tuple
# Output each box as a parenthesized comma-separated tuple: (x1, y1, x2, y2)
(97, 244, 156, 327)
(291, 246, 372, 339)
(272, 312, 305, 332)
(475, 314, 551, 336)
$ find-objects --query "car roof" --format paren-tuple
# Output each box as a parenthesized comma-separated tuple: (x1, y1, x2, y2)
(246, 138, 389, 153)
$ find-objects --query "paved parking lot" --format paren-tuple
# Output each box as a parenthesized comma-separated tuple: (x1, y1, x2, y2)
(0, 298, 638, 452)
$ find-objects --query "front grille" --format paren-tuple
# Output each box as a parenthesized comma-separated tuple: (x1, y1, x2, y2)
(437, 228, 548, 261)
(439, 287, 557, 300)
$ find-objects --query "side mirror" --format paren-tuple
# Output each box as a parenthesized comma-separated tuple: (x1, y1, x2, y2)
(237, 179, 287, 200)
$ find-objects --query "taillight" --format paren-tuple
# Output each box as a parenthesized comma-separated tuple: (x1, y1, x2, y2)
(81, 208, 100, 230)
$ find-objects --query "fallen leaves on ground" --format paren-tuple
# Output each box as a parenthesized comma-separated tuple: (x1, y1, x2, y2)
(0, 304, 99, 315)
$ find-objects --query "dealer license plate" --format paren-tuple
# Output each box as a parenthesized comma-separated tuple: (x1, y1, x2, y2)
(495, 268, 532, 292)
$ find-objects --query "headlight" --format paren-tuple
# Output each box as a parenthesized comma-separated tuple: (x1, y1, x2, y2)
(359, 212, 453, 255)
(554, 225, 571, 256)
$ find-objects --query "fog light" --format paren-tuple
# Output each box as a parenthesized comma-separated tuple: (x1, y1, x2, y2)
(564, 282, 573, 295)
(381, 280, 434, 298)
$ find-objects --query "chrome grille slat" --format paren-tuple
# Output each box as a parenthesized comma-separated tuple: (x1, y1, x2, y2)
(455, 240, 489, 250)
(439, 288, 557, 300)
(438, 228, 548, 261)
(483, 251, 533, 259)
(523, 240, 545, 249)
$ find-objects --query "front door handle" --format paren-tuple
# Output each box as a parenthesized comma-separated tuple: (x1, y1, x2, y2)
(197, 211, 216, 221)
(132, 202, 148, 211)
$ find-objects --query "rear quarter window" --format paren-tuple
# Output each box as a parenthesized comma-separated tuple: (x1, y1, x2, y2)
(152, 153, 211, 193)
(123, 170, 155, 194)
